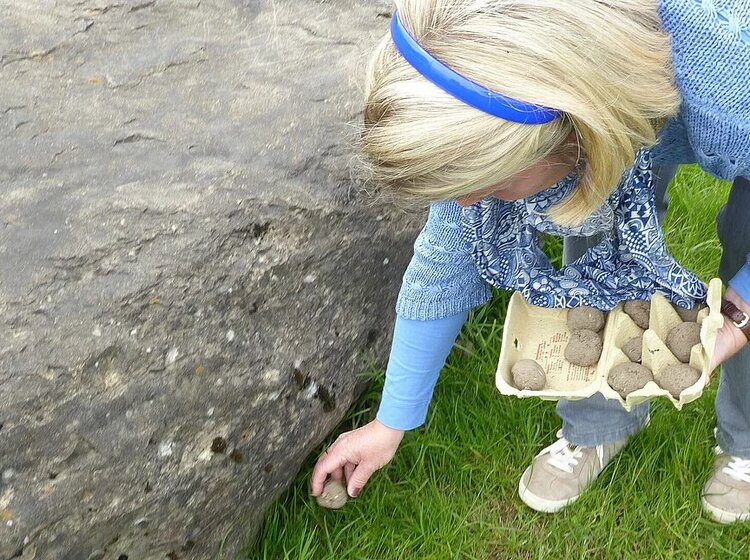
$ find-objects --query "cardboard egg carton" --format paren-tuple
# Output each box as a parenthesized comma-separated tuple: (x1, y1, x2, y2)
(496, 278, 724, 410)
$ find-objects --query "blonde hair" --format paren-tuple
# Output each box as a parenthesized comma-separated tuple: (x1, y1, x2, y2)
(361, 0, 680, 224)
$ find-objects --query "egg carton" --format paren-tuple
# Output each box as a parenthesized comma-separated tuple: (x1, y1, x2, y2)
(496, 278, 724, 410)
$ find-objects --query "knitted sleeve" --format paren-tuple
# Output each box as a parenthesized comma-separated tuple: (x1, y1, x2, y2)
(396, 200, 492, 320)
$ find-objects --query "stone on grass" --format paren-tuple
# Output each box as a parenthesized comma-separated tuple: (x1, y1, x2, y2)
(316, 479, 348, 510)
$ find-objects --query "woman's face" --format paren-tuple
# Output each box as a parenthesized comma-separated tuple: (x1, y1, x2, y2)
(455, 133, 580, 207)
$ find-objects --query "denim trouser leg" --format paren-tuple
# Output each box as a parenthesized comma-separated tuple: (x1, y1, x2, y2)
(556, 165, 678, 446)
(714, 176, 750, 458)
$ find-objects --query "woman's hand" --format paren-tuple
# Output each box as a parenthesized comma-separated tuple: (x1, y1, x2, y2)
(310, 419, 404, 499)
(710, 287, 750, 371)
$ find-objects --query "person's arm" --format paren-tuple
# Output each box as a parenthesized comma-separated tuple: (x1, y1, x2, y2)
(376, 311, 469, 430)
(380, 199, 489, 427)
(311, 200, 489, 498)
(711, 261, 750, 370)
(728, 259, 750, 308)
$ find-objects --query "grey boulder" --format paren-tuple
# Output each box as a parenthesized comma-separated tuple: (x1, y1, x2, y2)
(0, 0, 419, 558)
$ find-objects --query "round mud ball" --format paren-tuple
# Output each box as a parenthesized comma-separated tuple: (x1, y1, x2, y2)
(621, 335, 643, 363)
(623, 300, 651, 329)
(666, 322, 701, 363)
(511, 359, 546, 391)
(607, 363, 654, 398)
(564, 329, 602, 367)
(673, 302, 707, 323)
(567, 306, 606, 332)
(316, 478, 348, 509)
(659, 364, 701, 398)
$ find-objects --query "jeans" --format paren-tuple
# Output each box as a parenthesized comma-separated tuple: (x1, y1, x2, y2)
(559, 166, 750, 458)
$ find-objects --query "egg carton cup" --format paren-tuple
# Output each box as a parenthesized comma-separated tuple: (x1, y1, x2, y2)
(496, 278, 724, 410)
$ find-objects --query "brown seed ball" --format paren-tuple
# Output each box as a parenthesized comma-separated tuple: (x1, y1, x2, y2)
(316, 479, 348, 509)
(673, 302, 707, 323)
(511, 359, 546, 391)
(564, 329, 603, 367)
(567, 306, 606, 332)
(607, 363, 654, 398)
(659, 364, 701, 398)
(666, 322, 701, 363)
(621, 335, 643, 363)
(623, 300, 651, 329)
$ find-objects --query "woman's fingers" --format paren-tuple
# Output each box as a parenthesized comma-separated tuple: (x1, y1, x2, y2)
(344, 462, 355, 487)
(310, 445, 351, 496)
(310, 420, 404, 499)
(346, 462, 376, 498)
(330, 466, 344, 483)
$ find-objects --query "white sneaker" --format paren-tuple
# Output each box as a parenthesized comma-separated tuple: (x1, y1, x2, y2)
(518, 429, 630, 513)
(701, 443, 750, 524)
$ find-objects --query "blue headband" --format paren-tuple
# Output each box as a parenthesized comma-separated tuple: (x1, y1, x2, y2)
(389, 11, 560, 124)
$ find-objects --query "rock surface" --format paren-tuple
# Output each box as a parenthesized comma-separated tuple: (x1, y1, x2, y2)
(0, 1, 415, 559)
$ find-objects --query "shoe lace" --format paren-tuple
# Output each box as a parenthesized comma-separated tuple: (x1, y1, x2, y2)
(714, 445, 750, 484)
(539, 429, 604, 474)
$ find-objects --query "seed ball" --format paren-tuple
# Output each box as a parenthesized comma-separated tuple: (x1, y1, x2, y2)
(567, 306, 606, 332)
(659, 364, 701, 398)
(673, 302, 707, 323)
(607, 363, 654, 398)
(511, 359, 546, 391)
(564, 329, 602, 366)
(621, 335, 643, 363)
(623, 300, 650, 329)
(666, 322, 701, 363)
(316, 478, 348, 509)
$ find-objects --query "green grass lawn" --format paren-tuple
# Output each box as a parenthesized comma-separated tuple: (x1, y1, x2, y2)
(250, 166, 750, 559)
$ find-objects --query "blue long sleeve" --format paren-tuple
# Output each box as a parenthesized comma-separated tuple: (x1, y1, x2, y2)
(376, 311, 468, 431)
(729, 259, 750, 306)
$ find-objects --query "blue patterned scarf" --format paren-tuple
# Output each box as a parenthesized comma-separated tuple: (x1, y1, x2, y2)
(460, 149, 707, 309)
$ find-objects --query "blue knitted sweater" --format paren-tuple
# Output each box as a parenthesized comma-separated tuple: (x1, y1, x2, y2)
(651, 0, 750, 179)
(377, 0, 750, 430)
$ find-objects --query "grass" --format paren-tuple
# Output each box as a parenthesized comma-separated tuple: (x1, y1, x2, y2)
(249, 166, 749, 559)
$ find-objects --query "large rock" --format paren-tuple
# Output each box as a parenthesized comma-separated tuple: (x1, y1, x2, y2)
(0, 1, 419, 558)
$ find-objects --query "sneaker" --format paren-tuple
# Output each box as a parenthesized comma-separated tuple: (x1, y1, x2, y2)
(518, 429, 630, 513)
(701, 444, 750, 524)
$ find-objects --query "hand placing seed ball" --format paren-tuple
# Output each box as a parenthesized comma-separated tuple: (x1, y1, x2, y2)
(659, 364, 701, 398)
(315, 478, 348, 509)
(607, 363, 654, 397)
(567, 306, 606, 332)
(666, 322, 701, 363)
(511, 359, 546, 390)
(623, 300, 650, 329)
(673, 302, 707, 323)
(621, 335, 643, 363)
(564, 329, 602, 366)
